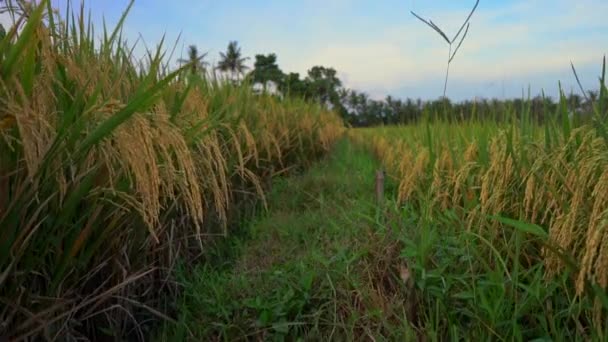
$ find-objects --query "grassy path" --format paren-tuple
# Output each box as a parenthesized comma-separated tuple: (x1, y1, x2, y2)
(160, 140, 415, 340)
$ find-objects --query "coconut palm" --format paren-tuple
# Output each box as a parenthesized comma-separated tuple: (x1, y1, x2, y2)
(178, 45, 209, 76)
(217, 41, 249, 82)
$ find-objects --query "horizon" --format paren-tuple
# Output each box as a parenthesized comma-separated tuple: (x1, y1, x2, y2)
(2, 0, 606, 101)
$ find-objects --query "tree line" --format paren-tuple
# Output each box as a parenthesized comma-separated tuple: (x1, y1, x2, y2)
(0, 22, 602, 127)
(181, 40, 605, 127)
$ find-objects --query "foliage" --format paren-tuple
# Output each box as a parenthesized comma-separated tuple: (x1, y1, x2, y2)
(304, 66, 342, 106)
(217, 40, 249, 82)
(278, 72, 307, 97)
(350, 61, 608, 338)
(249, 53, 284, 92)
(338, 89, 597, 127)
(0, 1, 344, 340)
(246, 55, 345, 114)
(178, 44, 209, 76)
(159, 141, 417, 340)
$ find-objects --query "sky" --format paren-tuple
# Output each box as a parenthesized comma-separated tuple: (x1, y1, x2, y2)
(2, 0, 607, 101)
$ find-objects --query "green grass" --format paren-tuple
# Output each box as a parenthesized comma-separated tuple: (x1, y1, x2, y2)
(394, 202, 598, 341)
(158, 140, 419, 340)
(348, 78, 608, 339)
(160, 135, 606, 341)
(353, 120, 608, 340)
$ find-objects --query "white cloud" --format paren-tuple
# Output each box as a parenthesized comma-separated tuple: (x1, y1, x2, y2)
(276, 0, 607, 98)
(108, 0, 607, 99)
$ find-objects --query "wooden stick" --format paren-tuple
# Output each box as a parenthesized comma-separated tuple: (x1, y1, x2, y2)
(376, 169, 385, 205)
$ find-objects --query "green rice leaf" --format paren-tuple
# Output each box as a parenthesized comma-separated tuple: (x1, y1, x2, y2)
(76, 66, 184, 157)
(490, 215, 548, 239)
(1, 0, 47, 80)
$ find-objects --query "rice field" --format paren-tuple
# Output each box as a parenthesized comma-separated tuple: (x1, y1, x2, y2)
(349, 83, 608, 338)
(2, 1, 608, 341)
(0, 2, 343, 339)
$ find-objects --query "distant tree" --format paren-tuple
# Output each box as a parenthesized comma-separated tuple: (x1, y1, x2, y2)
(249, 53, 283, 92)
(529, 95, 545, 121)
(0, 24, 5, 40)
(305, 66, 342, 109)
(585, 89, 608, 118)
(340, 89, 375, 126)
(568, 93, 583, 112)
(279, 72, 308, 97)
(385, 95, 404, 125)
(178, 45, 209, 76)
(217, 41, 249, 82)
(404, 98, 419, 123)
(355, 91, 369, 124)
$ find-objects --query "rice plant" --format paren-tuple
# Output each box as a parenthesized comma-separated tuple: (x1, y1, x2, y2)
(349, 58, 608, 339)
(0, 1, 344, 339)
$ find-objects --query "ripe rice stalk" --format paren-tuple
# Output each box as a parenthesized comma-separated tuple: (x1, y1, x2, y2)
(0, 1, 345, 338)
(350, 93, 608, 303)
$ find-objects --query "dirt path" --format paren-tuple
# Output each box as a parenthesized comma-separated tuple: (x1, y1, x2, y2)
(158, 139, 415, 340)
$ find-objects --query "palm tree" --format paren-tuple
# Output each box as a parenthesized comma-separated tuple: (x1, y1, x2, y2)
(216, 41, 249, 82)
(178, 45, 209, 76)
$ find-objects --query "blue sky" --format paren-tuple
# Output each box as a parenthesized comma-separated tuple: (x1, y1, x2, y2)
(5, 0, 608, 101)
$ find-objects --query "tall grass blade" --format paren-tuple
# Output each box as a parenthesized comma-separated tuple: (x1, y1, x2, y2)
(0, 0, 46, 80)
(490, 215, 548, 239)
(76, 67, 183, 157)
(451, 0, 480, 43)
(570, 61, 590, 102)
(410, 11, 450, 44)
